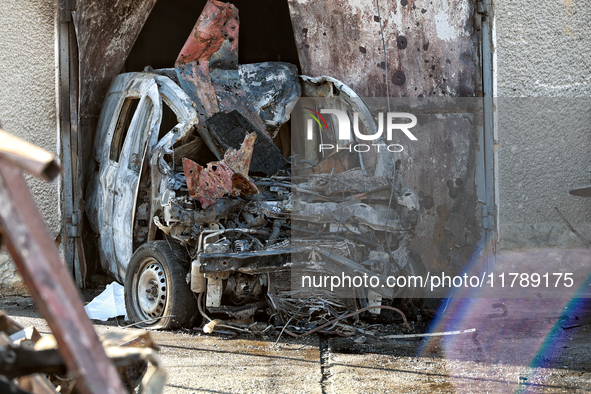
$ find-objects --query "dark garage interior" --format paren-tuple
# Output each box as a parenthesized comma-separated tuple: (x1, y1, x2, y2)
(125, 0, 301, 72)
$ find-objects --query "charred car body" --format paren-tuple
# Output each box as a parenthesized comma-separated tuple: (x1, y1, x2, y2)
(86, 0, 424, 331)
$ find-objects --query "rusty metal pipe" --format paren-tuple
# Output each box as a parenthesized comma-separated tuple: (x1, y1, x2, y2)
(0, 129, 60, 181)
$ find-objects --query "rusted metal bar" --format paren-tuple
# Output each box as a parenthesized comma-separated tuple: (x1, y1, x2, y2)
(58, 0, 76, 279)
(0, 161, 126, 394)
(0, 129, 60, 182)
(68, 4, 87, 288)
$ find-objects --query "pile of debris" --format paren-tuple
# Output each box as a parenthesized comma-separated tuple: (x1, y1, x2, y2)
(0, 311, 164, 394)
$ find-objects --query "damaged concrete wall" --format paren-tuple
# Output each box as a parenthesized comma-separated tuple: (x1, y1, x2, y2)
(494, 0, 591, 250)
(288, 0, 480, 272)
(0, 0, 59, 293)
(288, 0, 477, 98)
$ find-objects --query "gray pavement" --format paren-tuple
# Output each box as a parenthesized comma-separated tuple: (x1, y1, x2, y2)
(3, 296, 591, 393)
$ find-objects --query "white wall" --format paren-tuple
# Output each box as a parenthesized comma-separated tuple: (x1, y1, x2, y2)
(0, 0, 59, 293)
(493, 0, 591, 250)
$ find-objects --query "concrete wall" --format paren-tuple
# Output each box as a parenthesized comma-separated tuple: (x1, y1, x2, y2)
(0, 0, 59, 293)
(494, 0, 591, 250)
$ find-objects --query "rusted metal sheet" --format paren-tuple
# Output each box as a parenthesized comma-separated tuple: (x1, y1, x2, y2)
(223, 132, 256, 176)
(174, 0, 240, 159)
(174, 1, 239, 68)
(288, 0, 481, 273)
(183, 133, 259, 208)
(174, 0, 282, 163)
(183, 160, 234, 208)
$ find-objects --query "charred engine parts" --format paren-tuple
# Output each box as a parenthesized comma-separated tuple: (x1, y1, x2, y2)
(86, 0, 425, 335)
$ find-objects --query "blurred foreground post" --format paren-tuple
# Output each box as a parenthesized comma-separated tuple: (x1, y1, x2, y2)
(0, 129, 126, 394)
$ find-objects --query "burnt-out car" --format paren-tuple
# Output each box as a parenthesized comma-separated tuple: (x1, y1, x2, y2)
(86, 0, 424, 331)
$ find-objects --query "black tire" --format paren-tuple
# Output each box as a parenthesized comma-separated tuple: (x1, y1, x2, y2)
(124, 240, 197, 329)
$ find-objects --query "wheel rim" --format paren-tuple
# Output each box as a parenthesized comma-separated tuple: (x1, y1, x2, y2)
(134, 257, 168, 320)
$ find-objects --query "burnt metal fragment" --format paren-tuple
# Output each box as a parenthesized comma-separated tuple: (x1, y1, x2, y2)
(183, 133, 259, 208)
(206, 110, 288, 176)
(173, 0, 241, 159)
(239, 62, 301, 134)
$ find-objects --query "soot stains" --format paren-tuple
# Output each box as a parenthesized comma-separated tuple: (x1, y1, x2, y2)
(392, 70, 406, 86)
(397, 35, 408, 49)
(418, 191, 434, 210)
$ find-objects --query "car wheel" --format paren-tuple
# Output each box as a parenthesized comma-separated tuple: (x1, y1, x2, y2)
(124, 240, 197, 329)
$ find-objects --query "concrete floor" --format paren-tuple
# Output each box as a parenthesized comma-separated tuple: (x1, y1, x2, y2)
(2, 295, 591, 393)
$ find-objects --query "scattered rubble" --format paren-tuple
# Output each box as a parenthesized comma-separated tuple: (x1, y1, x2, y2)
(0, 311, 164, 394)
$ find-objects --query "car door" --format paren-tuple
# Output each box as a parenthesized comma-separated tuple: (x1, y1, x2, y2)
(88, 73, 139, 280)
(112, 77, 162, 281)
